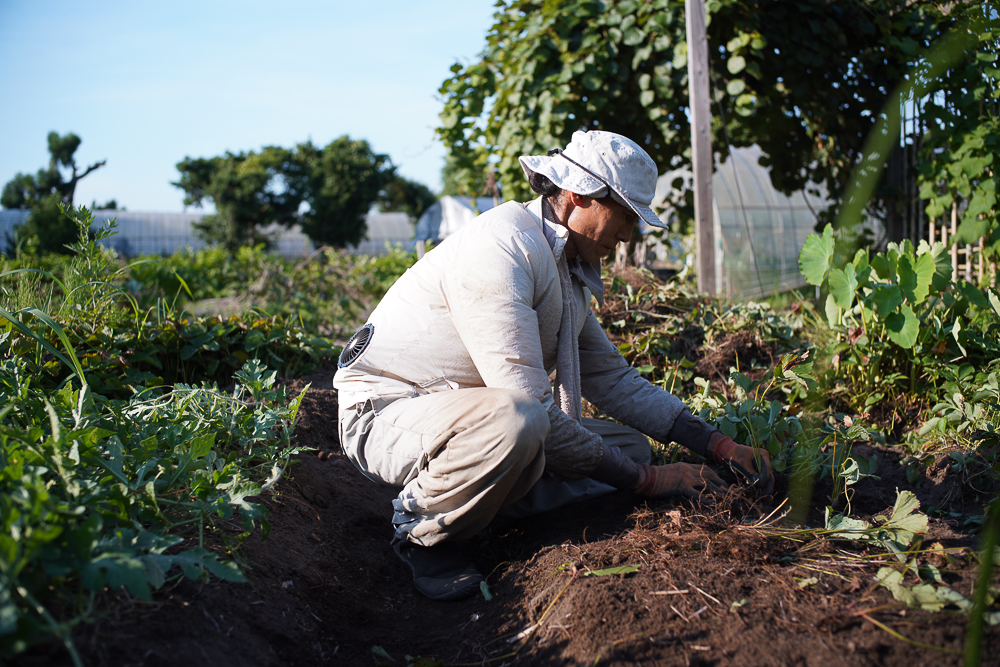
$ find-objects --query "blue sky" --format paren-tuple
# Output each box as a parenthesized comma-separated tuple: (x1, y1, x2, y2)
(0, 1, 497, 212)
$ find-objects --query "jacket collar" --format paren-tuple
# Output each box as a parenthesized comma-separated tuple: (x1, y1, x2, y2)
(525, 197, 605, 307)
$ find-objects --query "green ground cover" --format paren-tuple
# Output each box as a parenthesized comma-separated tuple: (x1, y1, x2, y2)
(2, 204, 999, 663)
(0, 208, 414, 662)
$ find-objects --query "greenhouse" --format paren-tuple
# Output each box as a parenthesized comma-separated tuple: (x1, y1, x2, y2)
(651, 144, 838, 301)
(0, 209, 413, 257)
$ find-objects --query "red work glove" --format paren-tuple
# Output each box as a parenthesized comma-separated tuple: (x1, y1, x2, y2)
(708, 432, 775, 495)
(632, 462, 728, 500)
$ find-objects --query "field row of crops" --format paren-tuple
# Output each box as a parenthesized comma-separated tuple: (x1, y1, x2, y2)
(2, 205, 999, 663)
(0, 208, 416, 662)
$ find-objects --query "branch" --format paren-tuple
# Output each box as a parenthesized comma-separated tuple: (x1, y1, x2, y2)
(65, 159, 107, 205)
(76, 159, 107, 181)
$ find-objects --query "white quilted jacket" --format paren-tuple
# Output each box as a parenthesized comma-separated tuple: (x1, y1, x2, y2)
(334, 198, 686, 479)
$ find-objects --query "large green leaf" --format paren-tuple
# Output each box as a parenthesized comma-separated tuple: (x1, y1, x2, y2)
(956, 280, 992, 310)
(872, 284, 903, 317)
(917, 240, 953, 292)
(870, 254, 888, 281)
(885, 490, 928, 537)
(824, 293, 842, 328)
(897, 253, 934, 305)
(884, 303, 919, 348)
(798, 224, 834, 286)
(989, 288, 1000, 319)
(851, 248, 872, 287)
(828, 264, 858, 310)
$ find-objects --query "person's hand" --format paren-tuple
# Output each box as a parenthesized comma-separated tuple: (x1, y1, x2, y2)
(632, 463, 728, 500)
(708, 432, 774, 495)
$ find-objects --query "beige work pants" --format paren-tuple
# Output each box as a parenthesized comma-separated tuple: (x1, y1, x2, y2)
(339, 387, 650, 546)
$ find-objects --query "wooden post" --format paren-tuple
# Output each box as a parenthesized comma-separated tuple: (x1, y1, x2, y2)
(686, 0, 715, 294)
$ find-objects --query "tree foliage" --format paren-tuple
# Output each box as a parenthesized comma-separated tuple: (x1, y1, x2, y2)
(173, 137, 396, 251)
(294, 138, 395, 248)
(377, 175, 438, 222)
(437, 0, 943, 226)
(174, 146, 303, 250)
(1, 132, 108, 255)
(916, 4, 1000, 265)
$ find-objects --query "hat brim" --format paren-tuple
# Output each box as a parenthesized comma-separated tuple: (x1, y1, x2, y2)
(519, 155, 668, 229)
(622, 198, 668, 230)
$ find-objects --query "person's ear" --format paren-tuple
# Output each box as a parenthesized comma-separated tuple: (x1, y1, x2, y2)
(567, 191, 590, 208)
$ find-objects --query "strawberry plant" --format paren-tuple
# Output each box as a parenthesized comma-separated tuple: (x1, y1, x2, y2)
(688, 351, 879, 509)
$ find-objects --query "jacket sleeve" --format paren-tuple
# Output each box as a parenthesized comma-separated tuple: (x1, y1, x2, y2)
(577, 310, 688, 445)
(442, 228, 604, 479)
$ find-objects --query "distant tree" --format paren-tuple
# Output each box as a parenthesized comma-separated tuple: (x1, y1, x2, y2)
(292, 137, 396, 248)
(377, 175, 438, 222)
(1, 132, 107, 210)
(174, 136, 395, 251)
(1, 132, 108, 254)
(174, 146, 302, 251)
(90, 199, 121, 210)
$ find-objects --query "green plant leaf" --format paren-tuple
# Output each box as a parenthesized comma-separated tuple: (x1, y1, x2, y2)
(884, 303, 919, 348)
(798, 225, 834, 286)
(989, 288, 1000, 319)
(957, 281, 992, 309)
(870, 252, 893, 281)
(730, 372, 752, 392)
(852, 248, 872, 287)
(917, 240, 953, 292)
(828, 265, 858, 310)
(878, 489, 929, 552)
(872, 284, 903, 317)
(585, 565, 640, 577)
(824, 509, 871, 538)
(897, 253, 934, 305)
(189, 433, 215, 459)
(952, 317, 967, 357)
(876, 567, 968, 611)
(824, 293, 841, 328)
(0, 306, 86, 387)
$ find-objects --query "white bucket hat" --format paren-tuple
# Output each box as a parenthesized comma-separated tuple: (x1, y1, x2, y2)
(518, 129, 667, 229)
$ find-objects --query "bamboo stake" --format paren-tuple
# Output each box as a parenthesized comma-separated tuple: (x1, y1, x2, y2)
(950, 202, 959, 280)
(979, 236, 985, 284)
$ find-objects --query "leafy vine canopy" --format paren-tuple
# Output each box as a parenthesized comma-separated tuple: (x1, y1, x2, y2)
(437, 0, 961, 228)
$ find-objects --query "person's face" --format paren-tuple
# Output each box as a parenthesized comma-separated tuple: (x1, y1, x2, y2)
(563, 194, 637, 264)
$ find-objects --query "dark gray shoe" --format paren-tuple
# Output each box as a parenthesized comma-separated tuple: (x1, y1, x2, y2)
(393, 540, 484, 601)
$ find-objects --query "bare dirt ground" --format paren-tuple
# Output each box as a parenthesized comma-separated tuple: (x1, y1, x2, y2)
(14, 364, 1000, 667)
